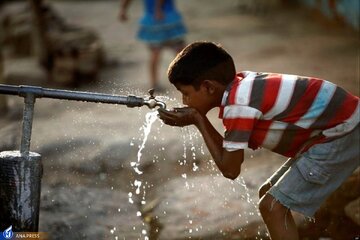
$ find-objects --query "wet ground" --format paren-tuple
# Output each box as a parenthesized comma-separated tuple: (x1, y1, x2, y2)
(1, 0, 359, 239)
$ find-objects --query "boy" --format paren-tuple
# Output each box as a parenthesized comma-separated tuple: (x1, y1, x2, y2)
(158, 41, 359, 239)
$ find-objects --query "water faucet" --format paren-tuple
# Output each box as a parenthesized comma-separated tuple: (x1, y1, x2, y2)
(143, 88, 166, 109)
(0, 84, 166, 109)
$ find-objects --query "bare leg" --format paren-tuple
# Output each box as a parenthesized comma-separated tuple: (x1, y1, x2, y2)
(259, 194, 299, 240)
(149, 48, 161, 89)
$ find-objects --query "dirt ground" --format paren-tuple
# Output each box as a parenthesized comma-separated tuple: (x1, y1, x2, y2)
(1, 0, 359, 239)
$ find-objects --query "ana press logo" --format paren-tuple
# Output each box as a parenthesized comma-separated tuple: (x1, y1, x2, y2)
(3, 226, 13, 239)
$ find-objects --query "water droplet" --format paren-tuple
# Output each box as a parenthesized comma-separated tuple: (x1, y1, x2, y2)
(192, 162, 199, 171)
(134, 180, 142, 194)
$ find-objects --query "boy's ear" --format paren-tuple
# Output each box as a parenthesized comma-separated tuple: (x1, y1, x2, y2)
(202, 80, 217, 94)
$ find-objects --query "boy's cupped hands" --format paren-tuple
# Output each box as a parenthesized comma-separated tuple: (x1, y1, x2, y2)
(158, 107, 201, 127)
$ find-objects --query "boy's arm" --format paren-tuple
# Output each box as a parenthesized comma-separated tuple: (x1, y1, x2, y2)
(195, 112, 244, 180)
(158, 108, 244, 180)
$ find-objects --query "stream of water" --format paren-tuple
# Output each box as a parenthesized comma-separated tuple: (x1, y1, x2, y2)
(128, 111, 158, 240)
(122, 110, 261, 239)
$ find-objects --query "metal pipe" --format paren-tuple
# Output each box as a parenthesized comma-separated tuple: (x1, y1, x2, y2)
(20, 94, 35, 156)
(0, 84, 166, 109)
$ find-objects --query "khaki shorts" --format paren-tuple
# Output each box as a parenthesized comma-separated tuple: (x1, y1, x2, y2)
(267, 126, 360, 217)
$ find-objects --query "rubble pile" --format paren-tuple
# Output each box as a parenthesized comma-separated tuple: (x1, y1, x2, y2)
(0, 3, 104, 86)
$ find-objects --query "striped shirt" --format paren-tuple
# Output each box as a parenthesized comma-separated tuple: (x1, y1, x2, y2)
(219, 71, 360, 157)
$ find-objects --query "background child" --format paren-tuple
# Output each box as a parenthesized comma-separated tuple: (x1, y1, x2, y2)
(158, 41, 359, 240)
(119, 0, 187, 91)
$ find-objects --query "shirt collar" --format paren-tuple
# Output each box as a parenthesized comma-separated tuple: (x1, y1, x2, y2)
(218, 73, 245, 118)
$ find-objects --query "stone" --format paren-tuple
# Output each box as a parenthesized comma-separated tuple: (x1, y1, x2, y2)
(1, 2, 104, 86)
(40, 185, 148, 240)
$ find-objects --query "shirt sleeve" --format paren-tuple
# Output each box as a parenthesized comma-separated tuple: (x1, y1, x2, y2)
(222, 104, 262, 151)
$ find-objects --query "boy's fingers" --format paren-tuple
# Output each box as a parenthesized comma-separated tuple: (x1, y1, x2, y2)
(160, 117, 178, 126)
(157, 108, 169, 115)
(158, 111, 177, 122)
(158, 112, 183, 126)
(159, 110, 181, 118)
(158, 111, 173, 119)
(157, 108, 168, 112)
(158, 108, 176, 115)
(173, 107, 190, 112)
(158, 109, 173, 117)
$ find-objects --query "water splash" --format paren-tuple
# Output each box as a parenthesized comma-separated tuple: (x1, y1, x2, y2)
(130, 111, 158, 174)
(128, 111, 159, 240)
(134, 180, 142, 194)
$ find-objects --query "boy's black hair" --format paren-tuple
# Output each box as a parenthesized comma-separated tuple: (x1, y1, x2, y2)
(167, 41, 236, 89)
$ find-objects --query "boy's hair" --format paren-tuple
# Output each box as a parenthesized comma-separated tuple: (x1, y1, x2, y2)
(167, 41, 236, 89)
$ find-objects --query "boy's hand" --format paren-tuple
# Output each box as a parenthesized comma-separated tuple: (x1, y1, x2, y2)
(158, 107, 200, 127)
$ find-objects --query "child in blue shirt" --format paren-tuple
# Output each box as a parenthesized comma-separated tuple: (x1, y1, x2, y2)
(120, 0, 187, 91)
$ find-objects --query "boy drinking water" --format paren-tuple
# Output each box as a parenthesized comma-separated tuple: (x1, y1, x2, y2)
(158, 41, 359, 239)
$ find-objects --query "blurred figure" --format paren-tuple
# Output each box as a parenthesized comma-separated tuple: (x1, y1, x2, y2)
(119, 0, 187, 92)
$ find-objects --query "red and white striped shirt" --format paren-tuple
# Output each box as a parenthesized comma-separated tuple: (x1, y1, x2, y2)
(219, 71, 360, 157)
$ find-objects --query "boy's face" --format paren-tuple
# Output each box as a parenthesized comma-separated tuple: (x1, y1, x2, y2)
(175, 83, 215, 115)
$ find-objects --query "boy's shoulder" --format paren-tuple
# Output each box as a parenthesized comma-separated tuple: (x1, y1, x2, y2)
(237, 71, 336, 90)
(240, 71, 310, 80)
